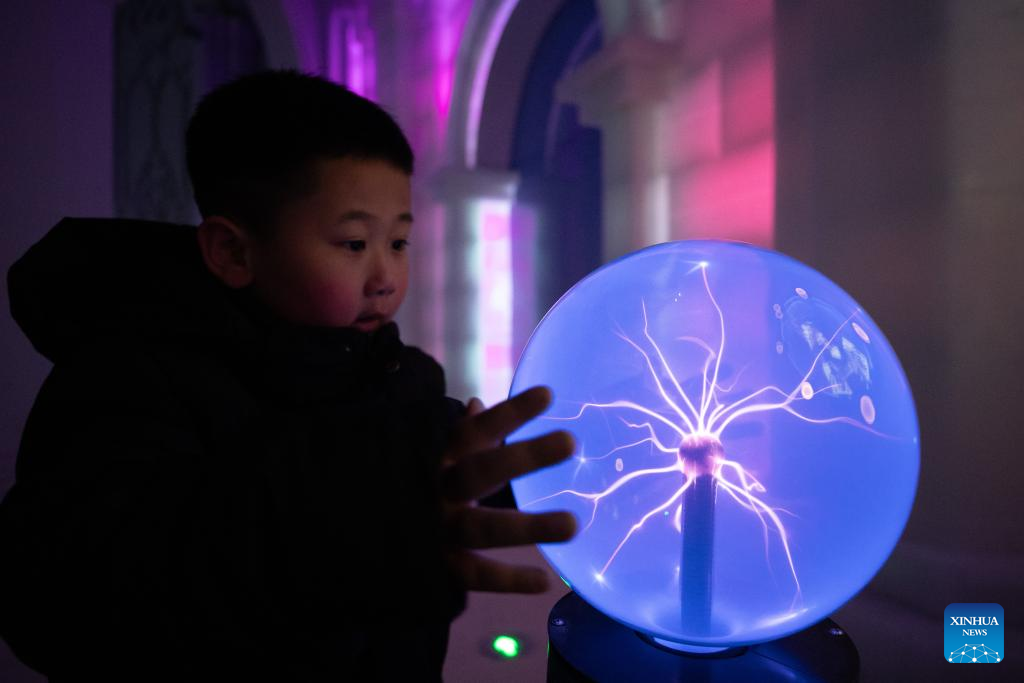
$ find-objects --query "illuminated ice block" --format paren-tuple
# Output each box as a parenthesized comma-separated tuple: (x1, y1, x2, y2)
(509, 240, 919, 648)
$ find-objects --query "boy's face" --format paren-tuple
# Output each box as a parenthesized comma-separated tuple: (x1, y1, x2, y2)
(246, 157, 412, 331)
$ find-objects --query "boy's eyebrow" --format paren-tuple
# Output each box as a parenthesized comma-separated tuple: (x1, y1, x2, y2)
(335, 210, 414, 224)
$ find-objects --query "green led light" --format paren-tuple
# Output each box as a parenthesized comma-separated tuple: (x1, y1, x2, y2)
(492, 635, 520, 658)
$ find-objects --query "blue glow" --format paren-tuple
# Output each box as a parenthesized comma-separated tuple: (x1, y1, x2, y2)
(510, 241, 918, 647)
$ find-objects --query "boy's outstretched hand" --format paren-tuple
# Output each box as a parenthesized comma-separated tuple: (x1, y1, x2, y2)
(441, 386, 577, 594)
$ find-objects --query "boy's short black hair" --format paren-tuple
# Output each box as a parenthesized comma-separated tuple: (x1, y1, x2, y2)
(186, 70, 414, 237)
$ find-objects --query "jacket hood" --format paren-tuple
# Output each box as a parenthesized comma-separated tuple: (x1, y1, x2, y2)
(8, 218, 402, 372)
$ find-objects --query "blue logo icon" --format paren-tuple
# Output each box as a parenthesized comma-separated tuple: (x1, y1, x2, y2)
(945, 603, 1003, 663)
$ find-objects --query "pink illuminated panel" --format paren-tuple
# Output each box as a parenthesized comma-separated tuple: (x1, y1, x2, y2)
(475, 199, 514, 405)
(328, 6, 376, 100)
(673, 140, 775, 246)
(431, 0, 472, 124)
(670, 14, 776, 246)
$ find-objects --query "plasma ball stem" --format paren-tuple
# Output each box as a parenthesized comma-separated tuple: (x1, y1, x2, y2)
(679, 436, 723, 634)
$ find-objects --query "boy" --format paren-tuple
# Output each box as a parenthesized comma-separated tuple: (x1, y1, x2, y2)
(0, 70, 575, 681)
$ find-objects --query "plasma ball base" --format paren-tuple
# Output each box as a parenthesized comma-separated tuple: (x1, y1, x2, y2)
(546, 591, 859, 683)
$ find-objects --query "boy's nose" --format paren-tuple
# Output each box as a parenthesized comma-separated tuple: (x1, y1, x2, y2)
(369, 280, 395, 297)
(365, 258, 396, 297)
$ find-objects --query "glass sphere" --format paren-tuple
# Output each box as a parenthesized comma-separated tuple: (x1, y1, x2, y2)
(510, 240, 918, 648)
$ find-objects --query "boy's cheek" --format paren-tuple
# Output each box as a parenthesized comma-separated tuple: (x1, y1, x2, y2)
(295, 277, 362, 327)
(251, 271, 355, 327)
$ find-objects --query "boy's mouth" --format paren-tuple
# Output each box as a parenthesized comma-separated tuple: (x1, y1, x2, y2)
(353, 313, 385, 331)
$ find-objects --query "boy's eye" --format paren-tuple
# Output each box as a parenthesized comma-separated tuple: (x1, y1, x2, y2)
(337, 240, 366, 252)
(392, 239, 410, 252)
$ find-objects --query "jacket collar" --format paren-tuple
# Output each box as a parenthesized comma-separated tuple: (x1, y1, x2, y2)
(219, 286, 406, 406)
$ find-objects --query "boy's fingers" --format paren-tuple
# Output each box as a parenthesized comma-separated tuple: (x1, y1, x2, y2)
(448, 386, 552, 458)
(448, 550, 552, 594)
(447, 507, 577, 550)
(441, 430, 575, 503)
(466, 397, 485, 417)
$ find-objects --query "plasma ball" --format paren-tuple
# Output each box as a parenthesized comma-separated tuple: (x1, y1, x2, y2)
(508, 240, 919, 648)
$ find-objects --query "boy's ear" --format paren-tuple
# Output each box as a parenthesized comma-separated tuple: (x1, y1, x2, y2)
(196, 216, 255, 289)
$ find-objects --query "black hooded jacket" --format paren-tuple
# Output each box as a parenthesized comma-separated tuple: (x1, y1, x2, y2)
(0, 218, 466, 681)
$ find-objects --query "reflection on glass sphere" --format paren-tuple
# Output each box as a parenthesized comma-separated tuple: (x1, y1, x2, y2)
(510, 240, 918, 648)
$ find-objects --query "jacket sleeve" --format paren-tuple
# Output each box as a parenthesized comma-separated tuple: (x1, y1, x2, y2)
(261, 346, 467, 678)
(0, 342, 206, 678)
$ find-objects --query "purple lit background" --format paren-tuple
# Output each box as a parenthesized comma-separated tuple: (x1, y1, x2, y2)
(2, 1, 1023, 681)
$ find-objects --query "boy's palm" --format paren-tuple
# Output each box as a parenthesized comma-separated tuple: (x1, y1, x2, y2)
(440, 386, 577, 594)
